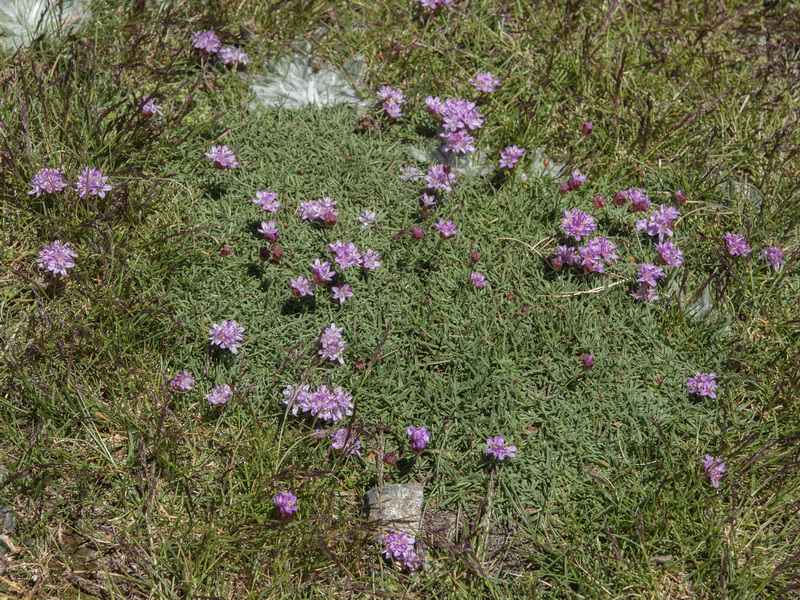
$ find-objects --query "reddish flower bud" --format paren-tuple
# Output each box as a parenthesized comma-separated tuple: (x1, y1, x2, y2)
(272, 244, 284, 262)
(581, 121, 593, 138)
(674, 189, 687, 205)
(220, 246, 232, 256)
(592, 195, 605, 209)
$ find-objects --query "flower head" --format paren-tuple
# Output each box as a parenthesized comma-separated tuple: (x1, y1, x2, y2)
(299, 196, 338, 226)
(470, 272, 487, 290)
(328, 240, 362, 269)
(331, 283, 354, 305)
(566, 168, 587, 191)
(309, 259, 336, 285)
(205, 145, 238, 169)
(420, 193, 437, 209)
(205, 384, 233, 405)
(469, 71, 500, 93)
(627, 188, 651, 212)
(217, 46, 249, 66)
(439, 129, 476, 154)
(358, 210, 377, 229)
(436, 98, 484, 131)
(28, 168, 68, 197)
(499, 145, 526, 169)
(582, 354, 595, 370)
(425, 164, 456, 191)
(36, 240, 78, 276)
(635, 205, 680, 241)
(141, 98, 163, 117)
(581, 121, 593, 137)
(330, 427, 361, 456)
(759, 245, 784, 271)
(399, 166, 424, 182)
(273, 489, 299, 519)
(361, 249, 381, 270)
(169, 370, 195, 391)
(486, 436, 517, 460)
(407, 426, 431, 453)
(207, 319, 245, 354)
(417, 0, 452, 9)
(74, 167, 112, 199)
(434, 218, 458, 239)
(655, 240, 685, 268)
(411, 226, 425, 241)
(724, 232, 752, 257)
(319, 323, 347, 364)
(685, 372, 718, 398)
(701, 454, 727, 488)
(560, 209, 597, 241)
(636, 263, 665, 287)
(251, 190, 280, 212)
(552, 245, 579, 270)
(257, 220, 280, 243)
(193, 30, 220, 53)
(290, 275, 315, 297)
(579, 236, 619, 273)
(377, 86, 407, 119)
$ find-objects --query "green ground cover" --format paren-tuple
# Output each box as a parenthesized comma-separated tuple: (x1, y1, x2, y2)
(1, 1, 799, 598)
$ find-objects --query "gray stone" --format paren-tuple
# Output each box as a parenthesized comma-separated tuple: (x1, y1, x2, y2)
(363, 483, 424, 535)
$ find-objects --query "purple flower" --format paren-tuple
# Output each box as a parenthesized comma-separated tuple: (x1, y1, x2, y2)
(420, 193, 437, 209)
(434, 218, 458, 239)
(627, 188, 651, 212)
(436, 98, 484, 131)
(169, 370, 195, 391)
(299, 196, 339, 226)
(218, 46, 249, 66)
(636, 263, 665, 287)
(74, 167, 112, 199)
(469, 71, 500, 93)
(686, 372, 718, 398)
(560, 209, 597, 241)
(399, 166, 424, 182)
(273, 489, 299, 519)
(418, 0, 452, 10)
(470, 272, 487, 290)
(193, 30, 221, 53)
(205, 383, 233, 406)
(411, 227, 425, 241)
(582, 354, 595, 370)
(632, 285, 659, 302)
(724, 232, 752, 257)
(759, 245, 784, 271)
(612, 189, 629, 206)
(36, 240, 78, 276)
(281, 384, 312, 415)
(361, 249, 381, 270)
(486, 436, 517, 460)
(331, 283, 354, 305)
(309, 259, 336, 285)
(251, 190, 280, 212)
(566, 168, 587, 191)
(593, 195, 605, 209)
(581, 121, 593, 137)
(330, 427, 361, 456)
(382, 529, 414, 560)
(377, 86, 407, 119)
(499, 145, 526, 169)
(257, 220, 280, 243)
(306, 385, 354, 422)
(552, 245, 579, 270)
(205, 145, 238, 169)
(425, 164, 456, 191)
(141, 98, 163, 117)
(290, 275, 315, 297)
(28, 168, 68, 197)
(579, 236, 619, 273)
(635, 205, 680, 241)
(440, 129, 476, 154)
(407, 426, 431, 453)
(424, 95, 443, 115)
(328, 240, 362, 269)
(701, 454, 727, 488)
(358, 210, 377, 229)
(319, 323, 347, 364)
(655, 240, 685, 268)
(208, 319, 245, 354)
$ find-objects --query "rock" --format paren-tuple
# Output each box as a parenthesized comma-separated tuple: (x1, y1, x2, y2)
(363, 483, 424, 535)
(0, 507, 17, 534)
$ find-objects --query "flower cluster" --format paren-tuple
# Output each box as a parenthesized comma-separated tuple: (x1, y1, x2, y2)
(377, 86, 407, 119)
(257, 220, 280, 243)
(299, 196, 339, 226)
(36, 240, 78, 276)
(560, 209, 597, 241)
(331, 283, 354, 305)
(273, 489, 299, 518)
(434, 218, 458, 239)
(559, 168, 587, 194)
(635, 205, 680, 241)
(169, 370, 195, 391)
(407, 426, 431, 453)
(75, 167, 113, 199)
(399, 166, 424, 182)
(381, 530, 425, 573)
(470, 272, 487, 290)
(579, 236, 619, 273)
(486, 436, 517, 460)
(627, 188, 651, 212)
(251, 189, 280, 212)
(207, 319, 245, 354)
(310, 259, 336, 285)
(328, 239, 362, 268)
(424, 164, 456, 191)
(28, 168, 68, 197)
(759, 245, 784, 271)
(328, 427, 361, 456)
(469, 71, 500, 93)
(499, 145, 526, 169)
(632, 263, 665, 302)
(205, 384, 233, 405)
(193, 30, 221, 53)
(426, 96, 484, 157)
(218, 46, 249, 66)
(205, 145, 238, 169)
(417, 0, 452, 10)
(141, 98, 163, 117)
(686, 372, 717, 398)
(192, 31, 249, 66)
(358, 210, 377, 229)
(723, 232, 752, 257)
(701, 454, 727, 488)
(281, 383, 354, 422)
(655, 240, 684, 268)
(290, 275, 315, 297)
(319, 323, 347, 364)
(420, 193, 437, 209)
